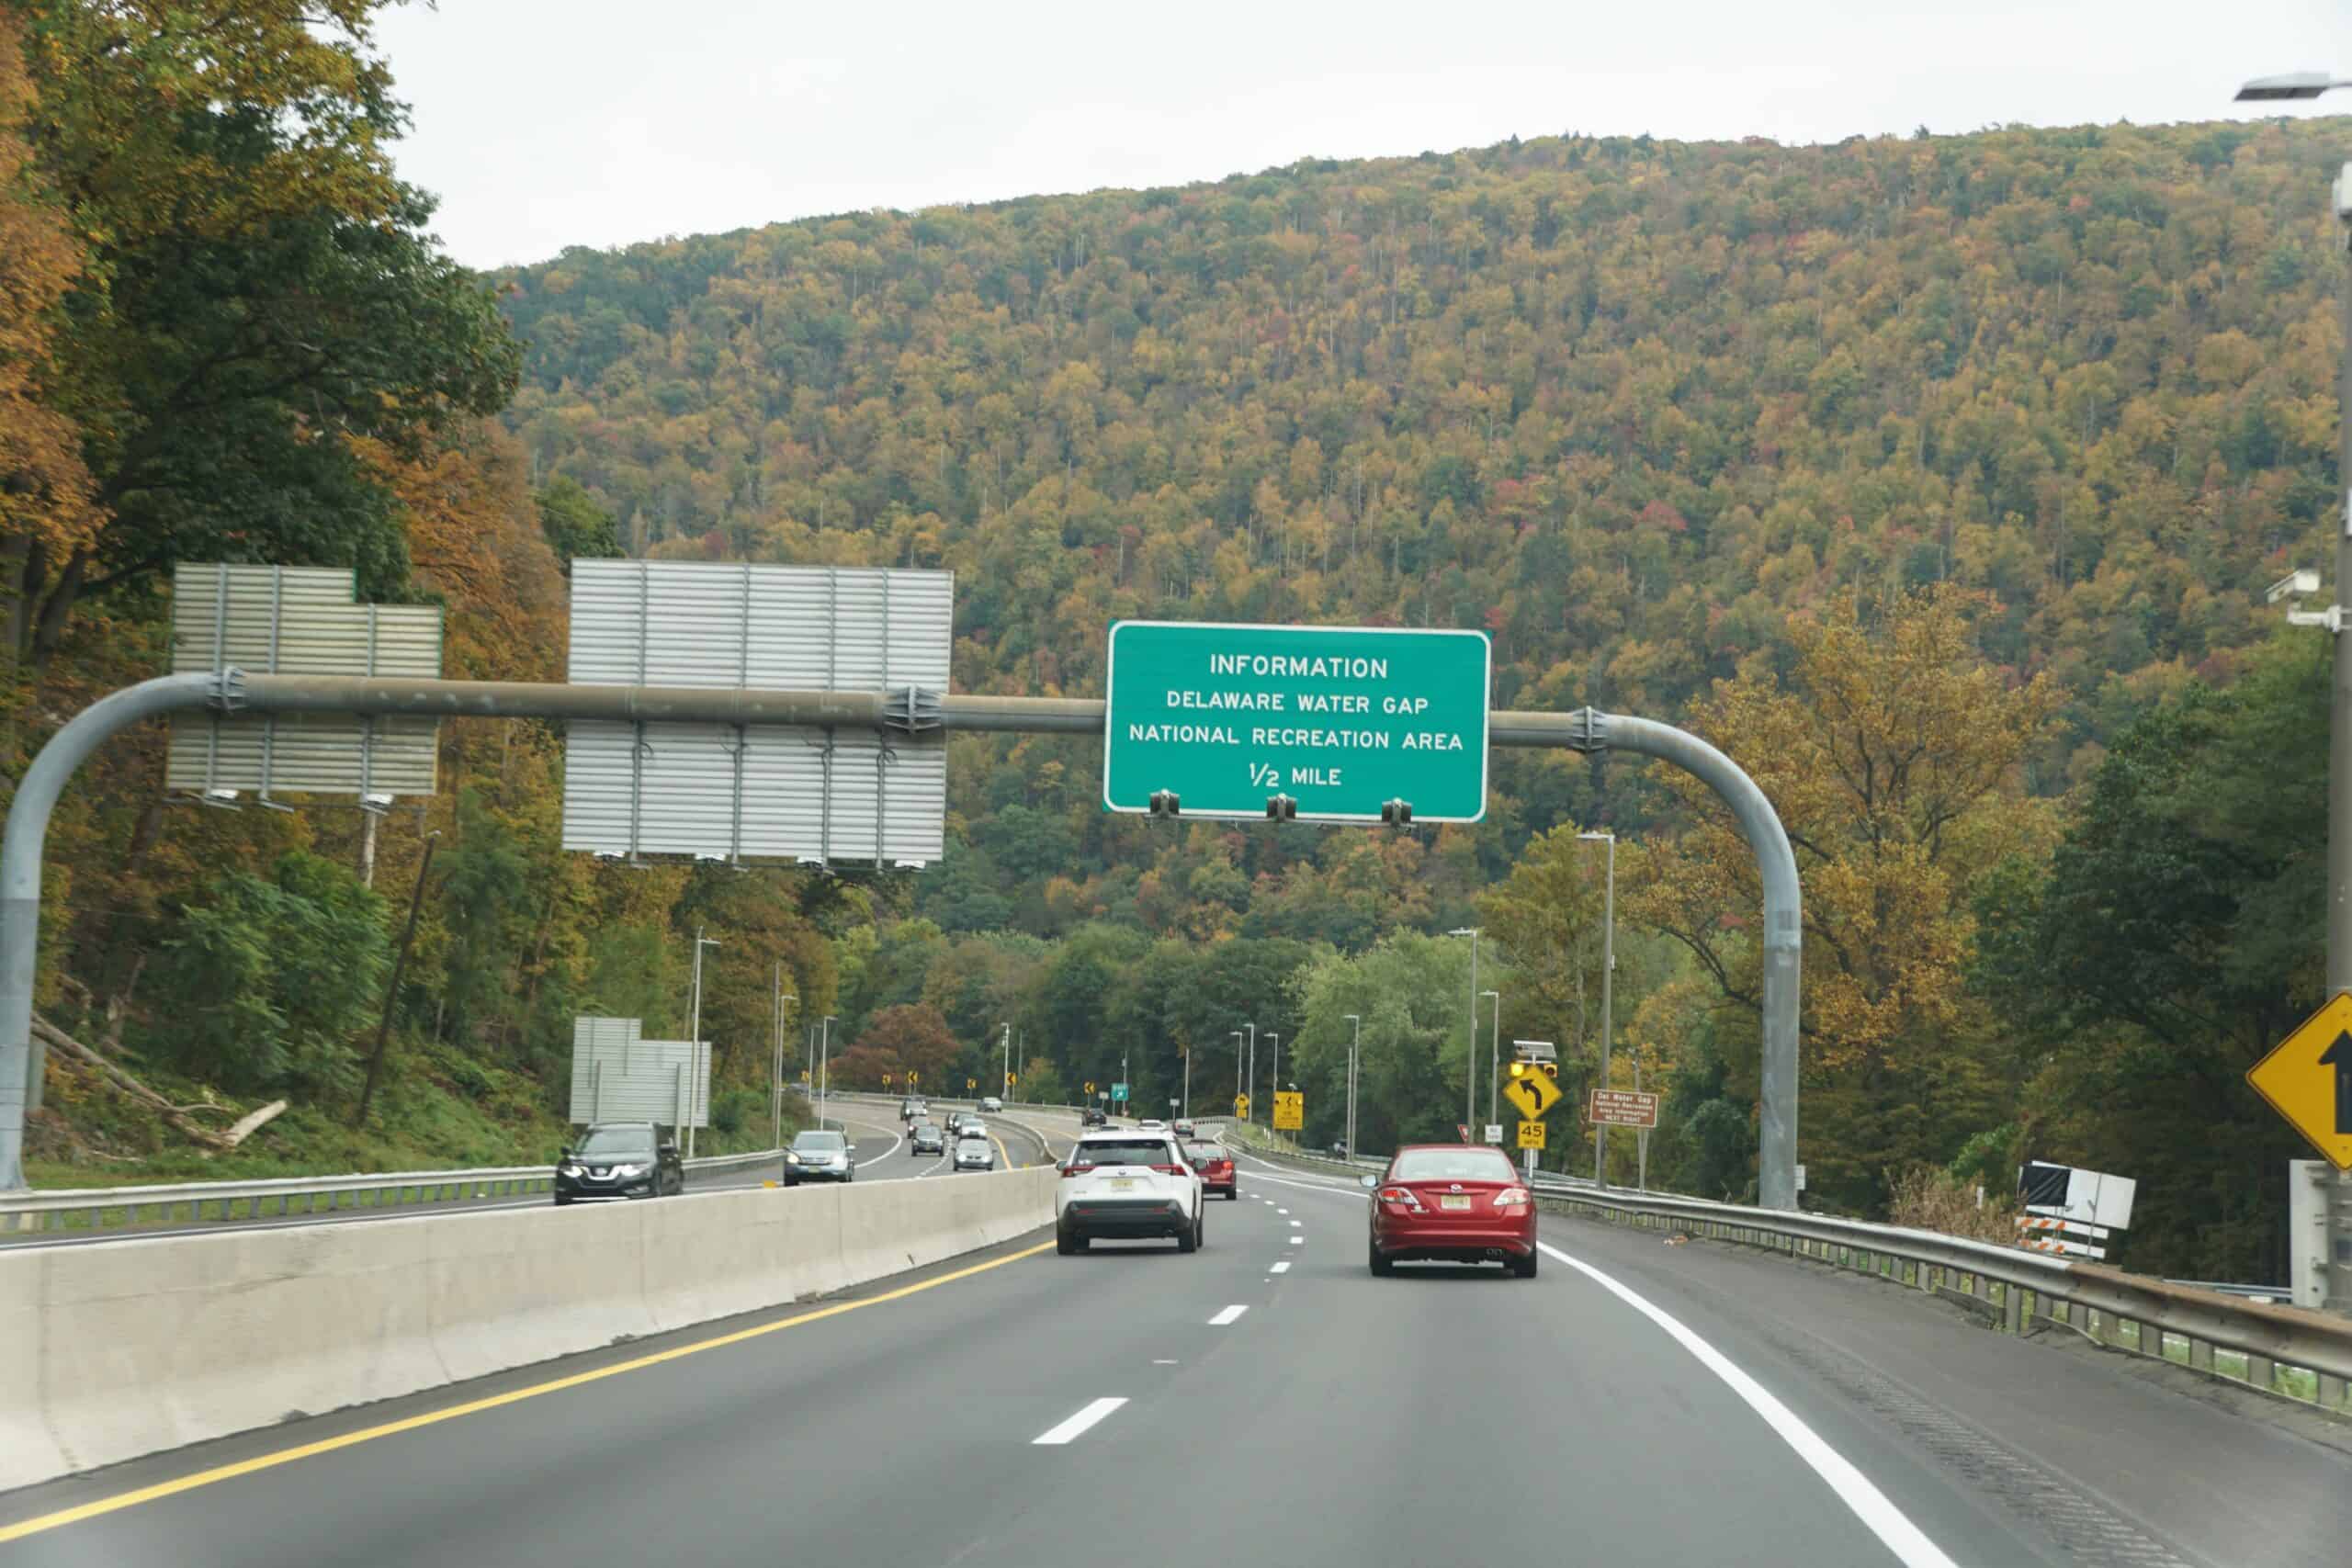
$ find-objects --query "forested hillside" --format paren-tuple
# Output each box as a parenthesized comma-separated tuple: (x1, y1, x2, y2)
(2, 2, 2340, 1280)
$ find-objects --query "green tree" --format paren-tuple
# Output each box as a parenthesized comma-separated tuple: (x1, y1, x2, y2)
(151, 849, 390, 1093)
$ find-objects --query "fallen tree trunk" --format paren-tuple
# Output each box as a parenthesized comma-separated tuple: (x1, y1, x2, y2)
(30, 1015, 283, 1152)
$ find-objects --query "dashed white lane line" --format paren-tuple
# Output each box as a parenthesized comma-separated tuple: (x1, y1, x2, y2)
(1277, 1207, 1290, 1214)
(1288, 1219, 1302, 1227)
(1287, 1235, 1305, 1246)
(1034, 1397, 1128, 1446)
(1270, 1261, 1291, 1274)
(1208, 1304, 1249, 1325)
(1535, 1242, 1959, 1568)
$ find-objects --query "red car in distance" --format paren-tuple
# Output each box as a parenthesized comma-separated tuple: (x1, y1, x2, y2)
(1186, 1142, 1238, 1200)
(1363, 1145, 1537, 1278)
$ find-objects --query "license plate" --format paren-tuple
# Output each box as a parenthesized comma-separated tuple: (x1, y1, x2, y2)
(1109, 1178, 1136, 1191)
(1440, 1195, 1472, 1211)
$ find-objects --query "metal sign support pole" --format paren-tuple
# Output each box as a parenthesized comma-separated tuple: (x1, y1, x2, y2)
(0, 680, 1800, 1204)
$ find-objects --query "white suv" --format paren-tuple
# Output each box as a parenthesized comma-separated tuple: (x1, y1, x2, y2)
(1055, 1130, 1204, 1255)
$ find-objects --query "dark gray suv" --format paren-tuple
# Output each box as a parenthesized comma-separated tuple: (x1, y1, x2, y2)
(555, 1122, 684, 1204)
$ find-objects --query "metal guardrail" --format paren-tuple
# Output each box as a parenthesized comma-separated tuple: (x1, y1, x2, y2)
(1223, 1126, 2352, 1421)
(1545, 1185, 2352, 1421)
(0, 1145, 791, 1236)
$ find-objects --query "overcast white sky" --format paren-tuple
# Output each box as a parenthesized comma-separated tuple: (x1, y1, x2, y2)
(375, 0, 2352, 268)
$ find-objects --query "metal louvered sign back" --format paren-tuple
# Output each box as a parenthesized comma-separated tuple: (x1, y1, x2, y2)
(560, 561, 950, 866)
(166, 564, 442, 800)
(567, 1016, 710, 1128)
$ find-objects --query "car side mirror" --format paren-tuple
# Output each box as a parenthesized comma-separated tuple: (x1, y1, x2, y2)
(659, 1142, 678, 1158)
(1359, 1174, 1378, 1190)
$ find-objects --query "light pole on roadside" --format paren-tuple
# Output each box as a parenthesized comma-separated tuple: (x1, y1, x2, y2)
(1231, 1030, 1244, 1112)
(1578, 831, 1616, 1184)
(2236, 69, 2352, 1315)
(1266, 1033, 1281, 1138)
(1481, 989, 1500, 1132)
(686, 927, 721, 1158)
(1246, 1022, 1257, 1122)
(772, 969, 797, 1154)
(1001, 1021, 1011, 1101)
(1449, 927, 1480, 1136)
(819, 1014, 836, 1133)
(1343, 1013, 1361, 1161)
(1182, 1043, 1191, 1120)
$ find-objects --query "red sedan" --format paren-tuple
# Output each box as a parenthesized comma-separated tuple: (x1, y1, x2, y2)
(1187, 1142, 1238, 1200)
(1364, 1145, 1537, 1278)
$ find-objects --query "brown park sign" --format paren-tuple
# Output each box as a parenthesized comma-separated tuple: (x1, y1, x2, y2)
(1587, 1089, 1659, 1130)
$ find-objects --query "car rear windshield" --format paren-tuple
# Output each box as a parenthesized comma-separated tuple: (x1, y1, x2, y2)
(1389, 1148, 1519, 1183)
(958, 1128, 989, 1141)
(576, 1128, 654, 1156)
(792, 1132, 846, 1152)
(1186, 1145, 1227, 1163)
(1075, 1137, 1179, 1166)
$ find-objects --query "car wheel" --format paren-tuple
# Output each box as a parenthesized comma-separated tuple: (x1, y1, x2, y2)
(1512, 1248, 1539, 1280)
(1176, 1208, 1199, 1254)
(1369, 1237, 1394, 1277)
(1057, 1226, 1079, 1256)
(554, 1195, 571, 1207)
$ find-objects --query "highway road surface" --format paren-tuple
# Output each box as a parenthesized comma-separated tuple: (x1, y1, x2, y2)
(0, 1100, 1063, 1251)
(4, 1141, 2346, 1566)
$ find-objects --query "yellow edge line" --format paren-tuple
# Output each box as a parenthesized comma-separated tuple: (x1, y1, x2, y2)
(0, 1239, 1052, 1544)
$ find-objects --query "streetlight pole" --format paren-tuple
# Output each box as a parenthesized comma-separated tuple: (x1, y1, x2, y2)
(772, 968, 796, 1154)
(1001, 1021, 1011, 1101)
(819, 1014, 836, 1133)
(686, 927, 721, 1158)
(1481, 989, 1500, 1133)
(1231, 1030, 1244, 1115)
(1266, 1032, 1281, 1139)
(1182, 1043, 1191, 1120)
(1449, 927, 1479, 1137)
(1246, 1022, 1256, 1123)
(1579, 832, 1615, 1184)
(1344, 1013, 1361, 1160)
(2238, 71, 2352, 1315)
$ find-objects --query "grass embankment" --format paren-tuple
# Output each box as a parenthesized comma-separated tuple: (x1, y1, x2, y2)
(22, 1037, 808, 1188)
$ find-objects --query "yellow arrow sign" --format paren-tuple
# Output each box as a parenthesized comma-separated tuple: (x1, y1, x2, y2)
(1273, 1091, 1303, 1131)
(1517, 1119, 1546, 1150)
(1234, 1093, 1250, 1119)
(2248, 992, 2352, 1169)
(1503, 1070, 1562, 1121)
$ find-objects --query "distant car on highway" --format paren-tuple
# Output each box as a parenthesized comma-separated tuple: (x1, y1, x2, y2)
(944, 1110, 975, 1139)
(1056, 1130, 1204, 1254)
(899, 1097, 929, 1122)
(555, 1122, 683, 1204)
(1185, 1141, 1237, 1201)
(954, 1129, 996, 1171)
(1136, 1118, 1168, 1131)
(910, 1121, 945, 1156)
(1172, 1117, 1195, 1136)
(981, 1094, 1004, 1112)
(785, 1129, 855, 1185)
(1363, 1145, 1534, 1278)
(1081, 1106, 1107, 1127)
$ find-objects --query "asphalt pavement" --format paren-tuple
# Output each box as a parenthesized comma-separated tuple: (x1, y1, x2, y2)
(6, 1131, 2340, 1566)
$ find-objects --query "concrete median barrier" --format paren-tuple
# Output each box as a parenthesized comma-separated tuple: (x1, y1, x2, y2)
(0, 1166, 1054, 1491)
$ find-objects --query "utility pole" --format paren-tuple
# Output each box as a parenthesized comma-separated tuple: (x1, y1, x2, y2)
(1231, 1030, 1244, 1112)
(1267, 1033, 1280, 1140)
(354, 830, 437, 1128)
(1580, 832, 1615, 1184)
(1182, 1042, 1191, 1120)
(1344, 1013, 1361, 1160)
(1001, 1021, 1011, 1100)
(1246, 1022, 1256, 1123)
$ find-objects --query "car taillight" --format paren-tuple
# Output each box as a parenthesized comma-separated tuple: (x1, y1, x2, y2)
(1059, 1164, 1092, 1178)
(1494, 1187, 1530, 1208)
(1151, 1164, 1189, 1176)
(1377, 1186, 1423, 1210)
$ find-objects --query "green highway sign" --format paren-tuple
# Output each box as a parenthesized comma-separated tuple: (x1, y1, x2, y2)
(1102, 622, 1491, 823)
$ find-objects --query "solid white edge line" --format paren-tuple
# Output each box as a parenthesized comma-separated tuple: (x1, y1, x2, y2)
(1208, 1304, 1248, 1325)
(1535, 1241, 1959, 1568)
(1033, 1396, 1129, 1446)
